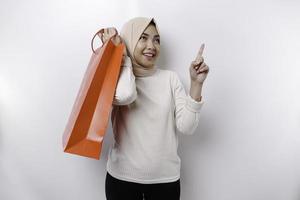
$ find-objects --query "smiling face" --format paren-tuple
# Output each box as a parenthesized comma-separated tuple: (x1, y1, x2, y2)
(133, 23, 160, 68)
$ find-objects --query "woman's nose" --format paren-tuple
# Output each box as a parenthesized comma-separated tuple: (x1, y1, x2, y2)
(146, 40, 155, 50)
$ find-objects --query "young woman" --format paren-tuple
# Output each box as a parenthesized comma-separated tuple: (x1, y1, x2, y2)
(102, 17, 209, 200)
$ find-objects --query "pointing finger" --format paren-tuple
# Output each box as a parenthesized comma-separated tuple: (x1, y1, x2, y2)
(195, 43, 205, 62)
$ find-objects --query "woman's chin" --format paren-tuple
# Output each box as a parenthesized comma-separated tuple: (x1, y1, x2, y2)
(140, 58, 156, 68)
(142, 63, 155, 68)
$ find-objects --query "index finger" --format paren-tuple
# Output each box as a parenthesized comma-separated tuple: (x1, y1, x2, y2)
(195, 43, 205, 61)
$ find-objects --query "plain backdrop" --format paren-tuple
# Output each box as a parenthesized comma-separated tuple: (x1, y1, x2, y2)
(1, 0, 300, 199)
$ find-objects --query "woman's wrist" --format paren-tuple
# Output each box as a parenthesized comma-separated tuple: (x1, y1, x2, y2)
(190, 81, 203, 102)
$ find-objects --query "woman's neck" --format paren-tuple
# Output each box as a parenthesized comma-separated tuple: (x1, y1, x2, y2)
(132, 62, 157, 77)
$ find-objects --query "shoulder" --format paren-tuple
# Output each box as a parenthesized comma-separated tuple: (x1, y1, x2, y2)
(155, 68, 181, 89)
(156, 68, 178, 79)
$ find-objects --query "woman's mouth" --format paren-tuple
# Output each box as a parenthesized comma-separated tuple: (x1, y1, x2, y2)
(143, 53, 156, 60)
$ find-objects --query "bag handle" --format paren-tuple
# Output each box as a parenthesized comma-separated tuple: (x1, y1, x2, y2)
(91, 28, 119, 54)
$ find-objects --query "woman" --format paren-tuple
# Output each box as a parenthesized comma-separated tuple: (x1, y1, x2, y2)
(102, 17, 209, 200)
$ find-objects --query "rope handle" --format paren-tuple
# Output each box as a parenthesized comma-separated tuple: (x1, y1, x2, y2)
(91, 27, 119, 54)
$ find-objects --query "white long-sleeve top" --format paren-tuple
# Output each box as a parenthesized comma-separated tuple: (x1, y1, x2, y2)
(107, 56, 204, 184)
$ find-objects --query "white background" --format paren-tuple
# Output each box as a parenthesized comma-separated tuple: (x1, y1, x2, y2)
(1, 0, 300, 199)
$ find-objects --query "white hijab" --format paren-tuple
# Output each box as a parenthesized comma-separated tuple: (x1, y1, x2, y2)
(120, 17, 160, 77)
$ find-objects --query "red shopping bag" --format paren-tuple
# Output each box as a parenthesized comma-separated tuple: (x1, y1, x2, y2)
(62, 28, 125, 159)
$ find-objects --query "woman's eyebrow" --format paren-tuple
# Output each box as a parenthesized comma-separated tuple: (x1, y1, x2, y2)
(142, 33, 160, 37)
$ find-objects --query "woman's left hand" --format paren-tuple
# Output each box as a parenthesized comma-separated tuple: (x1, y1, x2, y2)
(190, 44, 209, 84)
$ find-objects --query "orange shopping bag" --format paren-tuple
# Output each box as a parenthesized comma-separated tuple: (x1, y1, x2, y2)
(62, 28, 125, 159)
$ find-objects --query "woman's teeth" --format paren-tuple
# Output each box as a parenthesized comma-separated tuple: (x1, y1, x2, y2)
(143, 53, 155, 57)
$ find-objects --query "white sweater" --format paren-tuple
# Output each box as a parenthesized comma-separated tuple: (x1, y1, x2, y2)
(106, 56, 204, 184)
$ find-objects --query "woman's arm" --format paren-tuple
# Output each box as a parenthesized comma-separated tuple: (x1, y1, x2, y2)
(172, 72, 204, 135)
(100, 28, 137, 105)
(112, 56, 137, 105)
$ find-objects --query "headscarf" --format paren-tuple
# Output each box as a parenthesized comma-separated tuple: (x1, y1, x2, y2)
(120, 17, 160, 77)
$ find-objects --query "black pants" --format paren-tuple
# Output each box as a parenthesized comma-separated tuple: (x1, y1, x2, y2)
(105, 172, 180, 200)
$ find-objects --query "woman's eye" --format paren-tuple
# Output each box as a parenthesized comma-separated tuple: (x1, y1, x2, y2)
(140, 36, 147, 40)
(155, 38, 160, 44)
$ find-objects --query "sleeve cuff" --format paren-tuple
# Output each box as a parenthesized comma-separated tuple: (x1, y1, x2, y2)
(186, 94, 204, 112)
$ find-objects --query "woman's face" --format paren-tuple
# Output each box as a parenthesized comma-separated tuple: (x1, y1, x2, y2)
(133, 24, 160, 68)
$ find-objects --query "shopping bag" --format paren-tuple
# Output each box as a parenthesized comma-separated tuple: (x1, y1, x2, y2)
(62, 28, 125, 159)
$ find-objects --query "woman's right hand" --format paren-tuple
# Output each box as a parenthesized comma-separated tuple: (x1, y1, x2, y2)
(102, 27, 119, 43)
(101, 27, 127, 58)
